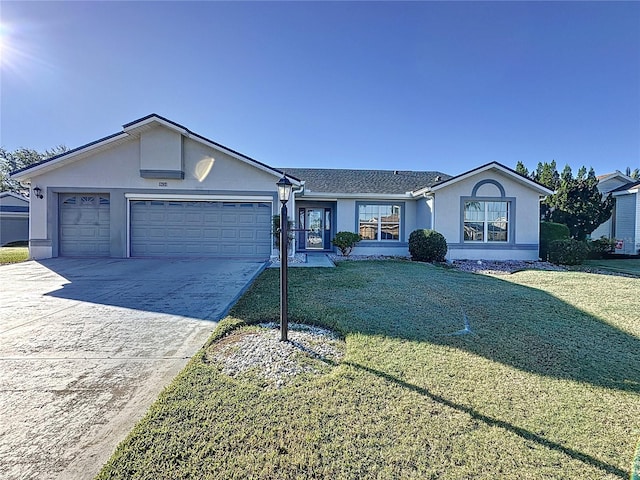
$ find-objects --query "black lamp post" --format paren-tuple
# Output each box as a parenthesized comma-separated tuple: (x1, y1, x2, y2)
(276, 174, 293, 342)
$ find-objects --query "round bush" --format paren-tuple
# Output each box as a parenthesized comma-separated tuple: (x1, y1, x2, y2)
(548, 239, 589, 265)
(587, 237, 615, 259)
(331, 231, 362, 256)
(409, 229, 448, 262)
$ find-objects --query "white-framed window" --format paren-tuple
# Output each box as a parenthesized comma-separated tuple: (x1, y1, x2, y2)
(358, 204, 401, 241)
(463, 201, 509, 242)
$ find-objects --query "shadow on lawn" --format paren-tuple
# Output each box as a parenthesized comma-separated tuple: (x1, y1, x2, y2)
(288, 265, 640, 395)
(345, 361, 629, 479)
(424, 273, 639, 395)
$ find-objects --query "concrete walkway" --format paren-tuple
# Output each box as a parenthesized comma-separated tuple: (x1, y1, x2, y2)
(0, 258, 265, 480)
(269, 253, 336, 268)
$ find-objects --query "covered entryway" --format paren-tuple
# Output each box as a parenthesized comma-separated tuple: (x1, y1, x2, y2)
(59, 193, 110, 256)
(296, 203, 335, 251)
(129, 199, 272, 259)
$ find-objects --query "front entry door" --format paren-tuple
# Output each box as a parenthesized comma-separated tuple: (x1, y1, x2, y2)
(305, 209, 324, 249)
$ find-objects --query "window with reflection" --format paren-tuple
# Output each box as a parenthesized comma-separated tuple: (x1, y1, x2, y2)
(358, 204, 401, 241)
(463, 201, 509, 242)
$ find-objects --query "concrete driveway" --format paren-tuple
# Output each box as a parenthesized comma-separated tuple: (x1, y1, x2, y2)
(0, 257, 266, 480)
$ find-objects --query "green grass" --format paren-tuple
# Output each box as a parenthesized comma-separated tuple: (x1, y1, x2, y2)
(97, 261, 640, 479)
(583, 258, 640, 276)
(0, 246, 29, 264)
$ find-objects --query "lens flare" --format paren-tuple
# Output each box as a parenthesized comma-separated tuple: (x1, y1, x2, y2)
(0, 20, 56, 80)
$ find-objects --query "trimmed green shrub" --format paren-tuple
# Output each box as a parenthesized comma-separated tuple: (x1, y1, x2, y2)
(540, 221, 570, 261)
(409, 229, 448, 262)
(548, 239, 589, 265)
(587, 236, 616, 259)
(331, 231, 362, 256)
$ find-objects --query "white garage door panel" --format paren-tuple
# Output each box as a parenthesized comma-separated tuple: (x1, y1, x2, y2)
(130, 200, 271, 259)
(59, 194, 110, 257)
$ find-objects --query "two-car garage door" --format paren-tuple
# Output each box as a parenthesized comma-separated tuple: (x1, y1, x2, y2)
(130, 200, 272, 259)
(59, 194, 272, 260)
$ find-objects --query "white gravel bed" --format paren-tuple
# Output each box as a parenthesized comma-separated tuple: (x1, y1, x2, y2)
(329, 255, 564, 275)
(270, 253, 307, 266)
(329, 254, 410, 262)
(451, 259, 565, 275)
(207, 323, 344, 389)
(279, 254, 633, 277)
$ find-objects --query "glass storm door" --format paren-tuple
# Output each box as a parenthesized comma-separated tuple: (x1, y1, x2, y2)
(305, 209, 324, 249)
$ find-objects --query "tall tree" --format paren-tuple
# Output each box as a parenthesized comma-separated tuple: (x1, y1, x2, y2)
(543, 167, 614, 240)
(0, 146, 67, 194)
(515, 161, 529, 177)
(625, 166, 640, 179)
(532, 160, 560, 190)
(531, 161, 560, 219)
(516, 160, 615, 240)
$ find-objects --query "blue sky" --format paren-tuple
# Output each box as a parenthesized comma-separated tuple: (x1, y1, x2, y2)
(1, 1, 638, 177)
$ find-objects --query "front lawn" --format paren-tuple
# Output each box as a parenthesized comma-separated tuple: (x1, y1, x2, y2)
(583, 258, 640, 276)
(0, 246, 29, 264)
(97, 261, 640, 479)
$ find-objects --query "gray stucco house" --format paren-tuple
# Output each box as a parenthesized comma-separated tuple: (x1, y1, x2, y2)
(11, 114, 552, 261)
(0, 191, 29, 246)
(591, 171, 640, 255)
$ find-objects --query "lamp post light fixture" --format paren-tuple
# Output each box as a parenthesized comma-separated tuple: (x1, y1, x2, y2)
(276, 174, 293, 342)
(33, 186, 43, 199)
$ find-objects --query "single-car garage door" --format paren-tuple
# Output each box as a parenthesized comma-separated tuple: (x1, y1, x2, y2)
(59, 194, 111, 256)
(130, 200, 272, 259)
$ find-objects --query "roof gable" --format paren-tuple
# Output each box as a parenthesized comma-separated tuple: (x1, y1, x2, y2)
(415, 161, 553, 196)
(11, 114, 293, 183)
(0, 191, 29, 201)
(610, 180, 640, 194)
(0, 191, 29, 212)
(597, 171, 634, 183)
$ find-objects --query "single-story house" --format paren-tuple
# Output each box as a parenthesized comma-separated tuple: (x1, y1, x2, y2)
(591, 171, 640, 255)
(11, 114, 552, 261)
(0, 191, 30, 246)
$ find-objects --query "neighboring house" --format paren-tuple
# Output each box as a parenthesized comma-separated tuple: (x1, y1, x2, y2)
(10, 114, 552, 261)
(591, 171, 640, 255)
(0, 191, 30, 246)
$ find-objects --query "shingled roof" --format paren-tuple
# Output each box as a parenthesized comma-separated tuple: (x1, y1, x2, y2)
(610, 180, 640, 193)
(280, 168, 451, 195)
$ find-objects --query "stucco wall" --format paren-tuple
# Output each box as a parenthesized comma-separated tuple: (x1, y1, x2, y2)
(333, 197, 415, 256)
(415, 197, 433, 230)
(140, 127, 182, 174)
(433, 170, 542, 260)
(24, 129, 283, 259)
